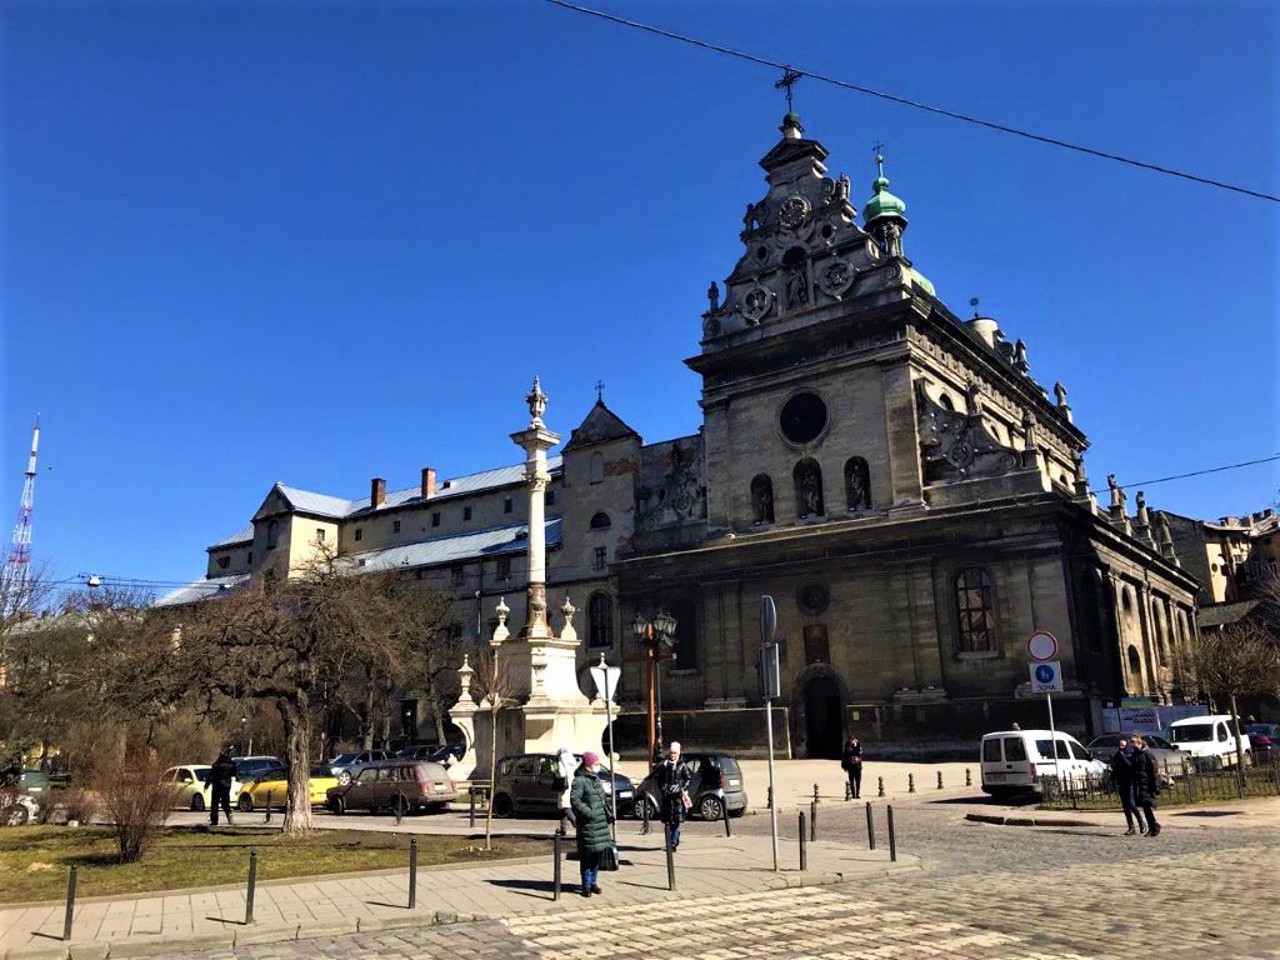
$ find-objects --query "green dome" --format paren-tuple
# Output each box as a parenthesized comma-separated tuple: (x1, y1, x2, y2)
(862, 174, 906, 224)
(909, 267, 935, 297)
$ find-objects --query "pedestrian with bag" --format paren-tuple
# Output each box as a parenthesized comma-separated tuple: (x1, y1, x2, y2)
(654, 741, 692, 852)
(1109, 736, 1142, 835)
(1131, 737, 1161, 837)
(841, 736, 863, 799)
(554, 746, 576, 836)
(209, 750, 236, 827)
(570, 751, 613, 897)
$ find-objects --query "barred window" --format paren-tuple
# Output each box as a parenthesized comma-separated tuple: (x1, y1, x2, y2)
(588, 593, 613, 648)
(955, 567, 997, 653)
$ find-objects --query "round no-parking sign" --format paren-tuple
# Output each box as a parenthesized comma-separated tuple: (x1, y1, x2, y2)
(1027, 630, 1059, 662)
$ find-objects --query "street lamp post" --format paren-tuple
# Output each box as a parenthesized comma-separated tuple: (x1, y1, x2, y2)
(631, 608, 678, 765)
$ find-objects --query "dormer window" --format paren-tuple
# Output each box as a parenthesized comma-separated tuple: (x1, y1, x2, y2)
(217, 556, 230, 570)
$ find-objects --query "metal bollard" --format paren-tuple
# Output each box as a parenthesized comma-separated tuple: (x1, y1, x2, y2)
(845, 781, 852, 801)
(245, 850, 258, 925)
(62, 865, 77, 941)
(813, 783, 820, 803)
(966, 768, 972, 787)
(469, 789, 476, 827)
(887, 804, 897, 862)
(877, 776, 885, 798)
(865, 801, 876, 850)
(722, 797, 732, 837)
(908, 773, 915, 794)
(265, 790, 272, 824)
(552, 831, 562, 901)
(810, 799, 817, 841)
(664, 824, 676, 891)
(798, 812, 808, 871)
(408, 838, 418, 909)
(937, 771, 943, 790)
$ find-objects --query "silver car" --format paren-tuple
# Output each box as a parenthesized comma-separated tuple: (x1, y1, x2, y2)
(1086, 734, 1192, 778)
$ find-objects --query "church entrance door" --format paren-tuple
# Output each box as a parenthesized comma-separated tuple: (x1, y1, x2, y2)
(803, 674, 843, 759)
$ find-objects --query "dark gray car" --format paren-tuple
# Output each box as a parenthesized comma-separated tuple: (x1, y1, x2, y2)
(491, 753, 635, 818)
(636, 753, 748, 821)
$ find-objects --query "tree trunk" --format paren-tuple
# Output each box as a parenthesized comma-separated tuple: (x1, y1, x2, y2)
(279, 693, 314, 835)
(362, 678, 375, 750)
(1230, 693, 1246, 796)
(485, 707, 497, 850)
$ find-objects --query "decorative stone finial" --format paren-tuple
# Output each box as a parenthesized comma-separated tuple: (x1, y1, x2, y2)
(526, 376, 548, 427)
(558, 594, 578, 645)
(457, 654, 474, 699)
(561, 594, 576, 626)
(491, 596, 510, 647)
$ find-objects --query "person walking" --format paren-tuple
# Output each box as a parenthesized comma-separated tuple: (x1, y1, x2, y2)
(1131, 737, 1161, 837)
(841, 736, 864, 799)
(554, 746, 576, 836)
(209, 751, 236, 826)
(654, 741, 692, 852)
(1109, 736, 1141, 835)
(570, 751, 612, 898)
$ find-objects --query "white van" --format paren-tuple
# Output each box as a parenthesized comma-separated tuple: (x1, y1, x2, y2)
(1168, 715, 1252, 769)
(980, 730, 1107, 796)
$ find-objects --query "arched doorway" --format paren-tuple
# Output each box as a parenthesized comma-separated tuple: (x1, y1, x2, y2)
(803, 674, 843, 759)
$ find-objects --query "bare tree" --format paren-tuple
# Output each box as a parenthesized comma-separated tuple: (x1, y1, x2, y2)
(468, 646, 518, 850)
(1190, 620, 1280, 783)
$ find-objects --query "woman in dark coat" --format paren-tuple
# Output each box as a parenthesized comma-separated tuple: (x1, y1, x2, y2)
(841, 736, 863, 799)
(570, 751, 613, 897)
(1109, 737, 1141, 835)
(653, 741, 692, 851)
(1131, 738, 1161, 837)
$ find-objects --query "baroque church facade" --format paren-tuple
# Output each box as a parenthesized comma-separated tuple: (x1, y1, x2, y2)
(165, 114, 1201, 758)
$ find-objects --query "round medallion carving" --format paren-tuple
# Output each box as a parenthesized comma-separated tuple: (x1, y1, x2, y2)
(819, 259, 857, 298)
(779, 195, 810, 229)
(779, 391, 828, 445)
(741, 285, 773, 324)
(797, 583, 830, 616)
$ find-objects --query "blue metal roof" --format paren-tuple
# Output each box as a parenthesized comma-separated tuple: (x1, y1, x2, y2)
(154, 574, 251, 607)
(343, 518, 561, 573)
(209, 524, 254, 549)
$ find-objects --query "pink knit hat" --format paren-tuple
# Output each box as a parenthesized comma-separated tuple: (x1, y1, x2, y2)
(581, 751, 600, 767)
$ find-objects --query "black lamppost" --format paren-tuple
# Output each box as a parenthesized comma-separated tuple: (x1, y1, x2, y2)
(631, 608, 677, 764)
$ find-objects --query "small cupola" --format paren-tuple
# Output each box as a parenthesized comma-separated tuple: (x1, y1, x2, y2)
(862, 149, 908, 258)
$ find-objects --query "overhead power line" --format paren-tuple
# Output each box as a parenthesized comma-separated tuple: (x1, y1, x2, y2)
(1090, 453, 1280, 497)
(545, 0, 1279, 203)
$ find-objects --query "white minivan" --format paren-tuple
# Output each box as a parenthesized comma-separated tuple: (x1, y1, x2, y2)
(1168, 715, 1252, 770)
(980, 729, 1107, 796)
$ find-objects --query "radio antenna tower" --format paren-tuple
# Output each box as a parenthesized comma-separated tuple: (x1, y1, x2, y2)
(3, 417, 40, 600)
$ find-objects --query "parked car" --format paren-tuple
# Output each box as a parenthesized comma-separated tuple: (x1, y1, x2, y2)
(1085, 734, 1193, 778)
(635, 753, 748, 821)
(490, 753, 635, 818)
(325, 760, 457, 815)
(396, 744, 464, 765)
(238, 765, 338, 811)
(232, 756, 284, 781)
(1244, 723, 1278, 761)
(1168, 715, 1252, 769)
(0, 790, 40, 826)
(328, 750, 392, 785)
(980, 730, 1107, 797)
(163, 764, 243, 811)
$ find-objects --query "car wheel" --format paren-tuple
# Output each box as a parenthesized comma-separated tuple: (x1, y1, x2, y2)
(697, 794, 725, 821)
(190, 795, 206, 812)
(337, 771, 352, 786)
(329, 795, 345, 815)
(491, 793, 514, 818)
(237, 794, 254, 813)
(0, 805, 29, 827)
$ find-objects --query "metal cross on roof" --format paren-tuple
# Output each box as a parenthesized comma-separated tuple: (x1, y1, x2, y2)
(595, 380, 605, 403)
(873, 142, 886, 177)
(775, 67, 802, 113)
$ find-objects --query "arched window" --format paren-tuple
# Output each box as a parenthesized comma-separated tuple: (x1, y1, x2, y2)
(844, 457, 871, 511)
(939, 394, 955, 412)
(1121, 586, 1133, 614)
(954, 567, 997, 653)
(750, 474, 774, 524)
(1152, 603, 1167, 661)
(1127, 645, 1142, 685)
(266, 519, 279, 550)
(590, 512, 612, 530)
(589, 452, 604, 484)
(588, 593, 613, 648)
(793, 458, 824, 518)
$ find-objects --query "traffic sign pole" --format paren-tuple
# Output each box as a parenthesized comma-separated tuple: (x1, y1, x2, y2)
(1046, 689, 1059, 782)
(760, 596, 779, 873)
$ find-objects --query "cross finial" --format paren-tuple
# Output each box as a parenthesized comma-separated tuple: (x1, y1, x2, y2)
(775, 66, 802, 113)
(873, 142, 886, 179)
(595, 379, 605, 404)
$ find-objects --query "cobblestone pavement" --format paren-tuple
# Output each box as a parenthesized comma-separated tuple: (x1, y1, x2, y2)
(174, 802, 1280, 960)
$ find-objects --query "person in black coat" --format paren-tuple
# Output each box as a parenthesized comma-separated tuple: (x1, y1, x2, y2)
(841, 736, 863, 799)
(653, 741, 692, 851)
(209, 751, 237, 826)
(1109, 737, 1141, 835)
(1131, 738, 1161, 837)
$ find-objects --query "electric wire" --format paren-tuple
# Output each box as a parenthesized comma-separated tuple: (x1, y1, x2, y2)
(544, 0, 1279, 203)
(1088, 454, 1280, 498)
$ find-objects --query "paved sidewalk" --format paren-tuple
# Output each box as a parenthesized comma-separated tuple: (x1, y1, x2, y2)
(0, 826, 915, 959)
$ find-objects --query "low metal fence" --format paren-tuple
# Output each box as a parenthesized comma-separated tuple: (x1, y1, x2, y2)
(1040, 757, 1280, 809)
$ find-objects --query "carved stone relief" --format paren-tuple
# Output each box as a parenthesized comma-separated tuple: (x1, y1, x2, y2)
(916, 380, 1023, 481)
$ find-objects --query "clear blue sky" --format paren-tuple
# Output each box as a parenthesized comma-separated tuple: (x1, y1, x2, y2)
(2, 1, 1277, 596)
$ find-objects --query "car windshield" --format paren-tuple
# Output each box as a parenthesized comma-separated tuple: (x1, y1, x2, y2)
(1171, 724, 1213, 743)
(193, 769, 210, 783)
(332, 753, 357, 765)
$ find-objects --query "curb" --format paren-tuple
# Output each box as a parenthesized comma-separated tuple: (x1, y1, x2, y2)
(964, 813, 1101, 828)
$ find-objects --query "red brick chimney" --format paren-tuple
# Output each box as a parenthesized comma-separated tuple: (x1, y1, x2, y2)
(371, 477, 386, 509)
(421, 467, 437, 498)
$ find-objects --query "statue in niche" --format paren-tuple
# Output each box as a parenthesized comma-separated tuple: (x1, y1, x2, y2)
(785, 270, 809, 310)
(794, 459, 824, 517)
(837, 173, 851, 202)
(964, 380, 983, 415)
(844, 457, 870, 511)
(1107, 474, 1127, 509)
(1021, 410, 1037, 448)
(750, 475, 774, 524)
(706, 281, 720, 313)
(743, 202, 761, 233)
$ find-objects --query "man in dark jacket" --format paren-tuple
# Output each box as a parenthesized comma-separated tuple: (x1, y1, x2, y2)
(570, 752, 612, 898)
(653, 741, 692, 851)
(1110, 737, 1141, 835)
(1131, 738, 1161, 837)
(209, 751, 236, 826)
(841, 736, 863, 799)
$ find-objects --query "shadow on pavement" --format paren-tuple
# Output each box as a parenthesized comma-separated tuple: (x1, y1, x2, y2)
(487, 878, 557, 899)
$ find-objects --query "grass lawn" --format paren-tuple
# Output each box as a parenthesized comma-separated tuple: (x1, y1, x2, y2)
(0, 826, 546, 904)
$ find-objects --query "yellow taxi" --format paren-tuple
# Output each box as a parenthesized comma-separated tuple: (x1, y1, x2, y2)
(236, 764, 338, 811)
